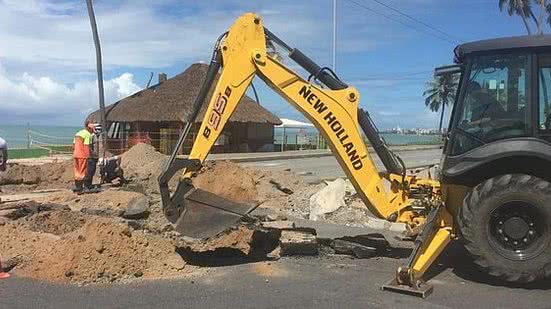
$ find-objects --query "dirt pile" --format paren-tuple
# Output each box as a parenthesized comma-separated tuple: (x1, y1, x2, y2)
(0, 161, 73, 192)
(42, 190, 145, 212)
(0, 205, 195, 284)
(118, 144, 309, 205)
(121, 143, 166, 179)
(192, 161, 258, 203)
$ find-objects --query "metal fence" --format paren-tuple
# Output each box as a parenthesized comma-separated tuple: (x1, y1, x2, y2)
(9, 128, 442, 159)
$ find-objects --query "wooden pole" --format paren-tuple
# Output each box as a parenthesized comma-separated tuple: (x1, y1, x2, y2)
(86, 0, 108, 160)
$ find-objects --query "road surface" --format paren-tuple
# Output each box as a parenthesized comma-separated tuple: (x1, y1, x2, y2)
(1, 243, 549, 309)
(241, 148, 443, 183)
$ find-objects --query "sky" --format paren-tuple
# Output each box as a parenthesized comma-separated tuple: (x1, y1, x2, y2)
(0, 0, 546, 129)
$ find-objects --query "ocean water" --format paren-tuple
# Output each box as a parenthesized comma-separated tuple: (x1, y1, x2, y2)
(274, 128, 442, 146)
(0, 125, 80, 148)
(0, 125, 442, 149)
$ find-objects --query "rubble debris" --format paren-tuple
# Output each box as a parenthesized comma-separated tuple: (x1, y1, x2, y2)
(279, 229, 318, 256)
(331, 239, 376, 259)
(327, 233, 390, 259)
(122, 196, 150, 219)
(269, 180, 294, 195)
(80, 207, 124, 217)
(178, 226, 281, 266)
(183, 225, 257, 256)
(261, 220, 296, 230)
(0, 201, 69, 220)
(309, 178, 347, 220)
(339, 233, 390, 250)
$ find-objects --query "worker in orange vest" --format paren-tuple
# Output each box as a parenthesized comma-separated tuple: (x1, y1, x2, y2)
(73, 121, 95, 194)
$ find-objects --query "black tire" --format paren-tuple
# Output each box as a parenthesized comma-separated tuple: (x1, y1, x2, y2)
(458, 174, 551, 283)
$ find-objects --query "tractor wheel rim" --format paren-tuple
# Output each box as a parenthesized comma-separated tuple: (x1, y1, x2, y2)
(488, 201, 548, 261)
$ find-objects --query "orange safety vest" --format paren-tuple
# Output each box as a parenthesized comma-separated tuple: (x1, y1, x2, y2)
(73, 129, 92, 159)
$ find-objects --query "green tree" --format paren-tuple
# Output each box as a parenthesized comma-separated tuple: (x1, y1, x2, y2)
(423, 74, 459, 133)
(499, 0, 536, 34)
(499, 0, 550, 34)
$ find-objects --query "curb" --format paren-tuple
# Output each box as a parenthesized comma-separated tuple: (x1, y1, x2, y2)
(210, 145, 442, 163)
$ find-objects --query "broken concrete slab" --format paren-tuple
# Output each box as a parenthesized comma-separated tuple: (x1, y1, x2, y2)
(122, 196, 149, 220)
(338, 233, 390, 250)
(309, 178, 347, 221)
(279, 229, 318, 256)
(260, 220, 295, 230)
(331, 239, 376, 259)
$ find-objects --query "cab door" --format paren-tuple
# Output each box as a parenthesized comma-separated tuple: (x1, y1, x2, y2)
(535, 52, 551, 143)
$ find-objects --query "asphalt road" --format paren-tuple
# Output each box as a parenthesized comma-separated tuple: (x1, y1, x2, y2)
(241, 148, 443, 183)
(1, 243, 549, 309)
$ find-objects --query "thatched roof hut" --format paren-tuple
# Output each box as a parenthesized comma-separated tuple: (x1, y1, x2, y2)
(87, 63, 281, 125)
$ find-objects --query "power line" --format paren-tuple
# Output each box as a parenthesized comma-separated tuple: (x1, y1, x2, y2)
(343, 0, 458, 45)
(368, 0, 462, 43)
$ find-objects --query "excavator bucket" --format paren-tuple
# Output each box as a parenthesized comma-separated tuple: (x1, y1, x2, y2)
(174, 188, 259, 239)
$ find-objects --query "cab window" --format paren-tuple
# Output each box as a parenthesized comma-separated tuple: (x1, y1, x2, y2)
(451, 53, 531, 155)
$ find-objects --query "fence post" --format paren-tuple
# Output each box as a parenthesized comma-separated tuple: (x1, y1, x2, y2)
(26, 123, 31, 149)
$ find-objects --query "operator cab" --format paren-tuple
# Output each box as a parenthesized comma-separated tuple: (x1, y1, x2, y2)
(439, 35, 551, 186)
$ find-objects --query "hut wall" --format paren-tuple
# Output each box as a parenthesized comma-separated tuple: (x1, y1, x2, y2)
(246, 123, 275, 152)
(107, 121, 275, 155)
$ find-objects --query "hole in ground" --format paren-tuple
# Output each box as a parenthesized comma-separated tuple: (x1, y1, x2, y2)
(176, 229, 281, 267)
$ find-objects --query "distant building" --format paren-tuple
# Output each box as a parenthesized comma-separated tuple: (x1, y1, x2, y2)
(87, 63, 281, 154)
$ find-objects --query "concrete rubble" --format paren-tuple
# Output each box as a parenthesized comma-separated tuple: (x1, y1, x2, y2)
(279, 229, 318, 256)
(309, 178, 347, 221)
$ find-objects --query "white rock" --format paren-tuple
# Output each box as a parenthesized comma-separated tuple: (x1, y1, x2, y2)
(343, 179, 357, 195)
(309, 178, 347, 221)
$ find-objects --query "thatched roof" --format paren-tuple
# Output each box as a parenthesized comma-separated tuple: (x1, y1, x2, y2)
(87, 63, 281, 125)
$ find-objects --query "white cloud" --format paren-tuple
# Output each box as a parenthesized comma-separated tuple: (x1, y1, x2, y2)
(378, 110, 400, 116)
(0, 0, 424, 126)
(0, 0, 332, 73)
(0, 62, 140, 124)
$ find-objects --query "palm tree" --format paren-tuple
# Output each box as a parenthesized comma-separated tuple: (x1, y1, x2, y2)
(423, 74, 459, 133)
(499, 0, 535, 34)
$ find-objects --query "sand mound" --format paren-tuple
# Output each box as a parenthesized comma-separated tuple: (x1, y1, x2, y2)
(118, 143, 307, 205)
(121, 143, 166, 178)
(0, 161, 73, 190)
(192, 161, 258, 204)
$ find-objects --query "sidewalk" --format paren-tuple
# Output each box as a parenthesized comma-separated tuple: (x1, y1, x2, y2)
(206, 144, 441, 163)
(10, 144, 442, 165)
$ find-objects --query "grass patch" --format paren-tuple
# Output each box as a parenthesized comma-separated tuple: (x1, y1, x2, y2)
(8, 145, 72, 159)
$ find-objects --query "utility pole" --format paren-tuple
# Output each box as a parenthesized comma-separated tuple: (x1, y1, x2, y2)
(332, 0, 337, 72)
(85, 0, 108, 161)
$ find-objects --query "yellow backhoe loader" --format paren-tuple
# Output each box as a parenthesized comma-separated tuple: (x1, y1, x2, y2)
(159, 13, 551, 297)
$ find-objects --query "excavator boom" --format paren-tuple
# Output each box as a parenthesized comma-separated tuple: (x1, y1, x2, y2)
(159, 13, 453, 297)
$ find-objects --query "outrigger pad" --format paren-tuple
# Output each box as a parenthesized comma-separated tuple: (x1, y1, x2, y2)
(381, 278, 433, 298)
(174, 188, 259, 239)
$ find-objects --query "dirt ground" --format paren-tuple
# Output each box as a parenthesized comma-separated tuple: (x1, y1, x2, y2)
(0, 143, 376, 285)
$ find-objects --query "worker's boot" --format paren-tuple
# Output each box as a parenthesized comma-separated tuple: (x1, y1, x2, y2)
(73, 180, 83, 194)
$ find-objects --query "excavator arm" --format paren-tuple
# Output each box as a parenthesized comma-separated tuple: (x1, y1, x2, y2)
(159, 13, 453, 297)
